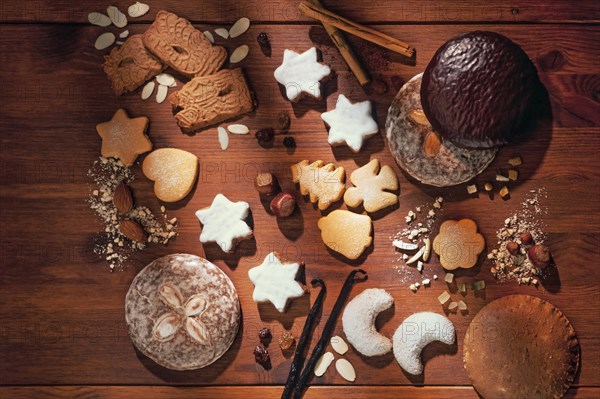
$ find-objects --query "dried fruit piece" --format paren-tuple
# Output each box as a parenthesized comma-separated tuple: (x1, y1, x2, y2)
(423, 132, 442, 157)
(279, 331, 295, 350)
(458, 300, 467, 312)
(256, 32, 271, 56)
(438, 291, 451, 305)
(256, 128, 275, 144)
(253, 344, 271, 369)
(409, 109, 431, 126)
(120, 219, 147, 242)
(508, 169, 519, 181)
(499, 186, 510, 198)
(218, 127, 229, 150)
(484, 182, 494, 192)
(270, 191, 296, 218)
(107, 6, 127, 28)
(444, 273, 454, 284)
(128, 2, 149, 18)
(330, 335, 349, 355)
(314, 351, 334, 377)
(113, 182, 133, 213)
(277, 111, 291, 130)
(335, 358, 356, 382)
(472, 280, 486, 292)
(229, 17, 250, 38)
(448, 301, 458, 312)
(230, 44, 249, 64)
(88, 12, 112, 27)
(254, 173, 279, 196)
(283, 136, 296, 149)
(258, 327, 272, 346)
(508, 156, 522, 166)
(467, 184, 478, 194)
(95, 32, 116, 50)
(528, 244, 551, 269)
(459, 283, 467, 294)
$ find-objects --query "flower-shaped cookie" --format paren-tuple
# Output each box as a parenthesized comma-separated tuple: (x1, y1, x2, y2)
(432, 219, 485, 270)
(152, 283, 212, 345)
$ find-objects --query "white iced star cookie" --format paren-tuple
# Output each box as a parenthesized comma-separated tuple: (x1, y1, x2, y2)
(248, 252, 306, 312)
(195, 193, 252, 253)
(321, 94, 379, 152)
(274, 47, 331, 102)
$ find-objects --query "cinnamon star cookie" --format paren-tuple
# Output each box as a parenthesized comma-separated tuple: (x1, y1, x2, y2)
(321, 95, 379, 152)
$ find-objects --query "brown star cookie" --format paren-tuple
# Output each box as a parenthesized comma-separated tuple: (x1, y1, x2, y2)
(143, 10, 226, 78)
(96, 108, 152, 166)
(169, 68, 255, 133)
(103, 34, 165, 96)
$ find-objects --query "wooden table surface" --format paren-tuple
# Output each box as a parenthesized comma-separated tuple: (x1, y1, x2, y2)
(1, 1, 599, 398)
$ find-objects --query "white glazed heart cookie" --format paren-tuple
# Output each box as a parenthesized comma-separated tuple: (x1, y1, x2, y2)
(342, 288, 394, 357)
(321, 94, 379, 152)
(274, 47, 331, 101)
(248, 252, 306, 313)
(195, 194, 252, 253)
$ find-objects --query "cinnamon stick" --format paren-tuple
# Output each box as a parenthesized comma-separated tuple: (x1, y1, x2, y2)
(311, 0, 370, 86)
(299, 0, 415, 58)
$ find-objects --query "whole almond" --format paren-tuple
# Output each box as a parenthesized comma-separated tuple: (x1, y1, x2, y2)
(120, 219, 147, 242)
(424, 132, 442, 158)
(114, 182, 133, 213)
(409, 109, 431, 126)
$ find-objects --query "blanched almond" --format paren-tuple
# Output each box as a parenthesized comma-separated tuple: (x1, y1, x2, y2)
(95, 32, 116, 50)
(184, 295, 207, 317)
(330, 336, 349, 355)
(218, 127, 229, 150)
(229, 44, 249, 64)
(335, 358, 356, 382)
(409, 109, 431, 126)
(159, 283, 183, 309)
(203, 31, 214, 44)
(156, 73, 175, 87)
(214, 28, 229, 39)
(314, 351, 334, 377)
(128, 2, 149, 18)
(229, 17, 250, 38)
(88, 12, 111, 27)
(155, 84, 168, 103)
(107, 6, 127, 28)
(185, 317, 211, 345)
(141, 81, 155, 100)
(152, 312, 180, 341)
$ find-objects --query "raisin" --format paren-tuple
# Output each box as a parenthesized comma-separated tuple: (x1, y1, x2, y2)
(277, 111, 290, 130)
(258, 327, 272, 346)
(253, 344, 271, 369)
(256, 128, 275, 144)
(283, 136, 296, 149)
(256, 32, 271, 56)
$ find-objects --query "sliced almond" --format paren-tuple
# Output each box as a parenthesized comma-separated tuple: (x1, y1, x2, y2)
(422, 237, 431, 262)
(95, 32, 116, 50)
(314, 351, 334, 377)
(119, 30, 130, 38)
(409, 109, 431, 126)
(156, 73, 175, 87)
(392, 240, 418, 252)
(229, 44, 249, 64)
(159, 283, 183, 308)
(218, 127, 229, 150)
(152, 312, 181, 341)
(128, 1, 149, 18)
(227, 124, 249, 134)
(115, 41, 124, 45)
(141, 81, 155, 100)
(330, 335, 349, 355)
(155, 84, 168, 104)
(335, 358, 356, 382)
(229, 17, 250, 38)
(214, 28, 229, 39)
(185, 317, 211, 345)
(88, 12, 111, 27)
(203, 30, 214, 44)
(423, 132, 442, 158)
(406, 246, 425, 265)
(184, 295, 207, 317)
(107, 6, 128, 28)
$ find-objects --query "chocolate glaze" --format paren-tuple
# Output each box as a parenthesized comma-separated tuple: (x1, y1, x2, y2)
(421, 31, 540, 149)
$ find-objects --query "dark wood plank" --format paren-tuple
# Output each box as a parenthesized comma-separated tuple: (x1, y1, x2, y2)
(0, 17, 599, 394)
(0, 0, 599, 23)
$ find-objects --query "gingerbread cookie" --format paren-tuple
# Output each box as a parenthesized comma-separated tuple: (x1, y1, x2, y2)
(321, 95, 379, 152)
(169, 68, 255, 133)
(142, 148, 198, 202)
(96, 108, 152, 166)
(248, 252, 306, 313)
(143, 10, 226, 78)
(344, 159, 398, 212)
(291, 160, 345, 211)
(318, 210, 372, 260)
(195, 194, 253, 253)
(125, 254, 240, 370)
(433, 219, 485, 270)
(274, 47, 331, 101)
(103, 34, 165, 96)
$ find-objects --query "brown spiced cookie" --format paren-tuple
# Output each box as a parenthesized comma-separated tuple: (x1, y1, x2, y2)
(464, 295, 580, 399)
(125, 254, 240, 370)
(143, 10, 226, 78)
(103, 34, 165, 96)
(169, 68, 254, 133)
(385, 73, 496, 187)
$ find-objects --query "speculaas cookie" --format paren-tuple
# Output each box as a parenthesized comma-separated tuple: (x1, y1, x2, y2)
(96, 108, 152, 166)
(103, 34, 165, 96)
(464, 295, 580, 399)
(169, 68, 255, 133)
(143, 10, 226, 78)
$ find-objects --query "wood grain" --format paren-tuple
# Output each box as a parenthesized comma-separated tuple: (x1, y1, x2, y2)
(0, 1, 599, 398)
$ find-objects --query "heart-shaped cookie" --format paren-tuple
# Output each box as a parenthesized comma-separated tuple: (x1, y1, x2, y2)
(142, 148, 198, 202)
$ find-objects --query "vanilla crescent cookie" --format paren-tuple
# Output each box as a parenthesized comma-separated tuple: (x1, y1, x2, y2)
(342, 288, 394, 357)
(321, 95, 379, 152)
(195, 194, 252, 253)
(274, 47, 331, 101)
(248, 252, 306, 313)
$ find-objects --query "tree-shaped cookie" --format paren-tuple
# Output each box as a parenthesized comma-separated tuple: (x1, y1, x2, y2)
(291, 160, 345, 210)
(344, 159, 398, 212)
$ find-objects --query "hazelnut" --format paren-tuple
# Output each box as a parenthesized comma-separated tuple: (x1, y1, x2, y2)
(528, 244, 551, 269)
(254, 173, 279, 196)
(506, 241, 519, 255)
(519, 231, 534, 246)
(270, 191, 296, 218)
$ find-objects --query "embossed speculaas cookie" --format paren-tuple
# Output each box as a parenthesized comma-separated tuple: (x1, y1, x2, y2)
(143, 10, 227, 78)
(103, 34, 165, 96)
(125, 253, 240, 370)
(169, 68, 255, 133)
